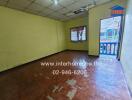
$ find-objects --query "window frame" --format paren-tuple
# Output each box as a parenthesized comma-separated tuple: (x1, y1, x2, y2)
(70, 25, 87, 42)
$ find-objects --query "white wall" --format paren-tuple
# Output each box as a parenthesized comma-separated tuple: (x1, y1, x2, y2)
(121, 0, 132, 91)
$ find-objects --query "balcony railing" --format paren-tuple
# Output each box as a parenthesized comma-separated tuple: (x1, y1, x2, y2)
(100, 42, 118, 55)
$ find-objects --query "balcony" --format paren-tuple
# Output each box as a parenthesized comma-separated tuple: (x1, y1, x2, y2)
(100, 42, 118, 55)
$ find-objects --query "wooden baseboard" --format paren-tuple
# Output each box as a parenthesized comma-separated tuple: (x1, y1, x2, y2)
(88, 54, 99, 57)
(66, 49, 88, 52)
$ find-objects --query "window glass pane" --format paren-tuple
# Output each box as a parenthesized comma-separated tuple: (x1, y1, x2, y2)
(71, 26, 87, 41)
(78, 27, 86, 41)
(71, 31, 78, 41)
(82, 27, 86, 40)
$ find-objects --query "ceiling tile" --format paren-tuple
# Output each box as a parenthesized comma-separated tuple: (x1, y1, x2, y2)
(7, 0, 31, 9)
(62, 17, 73, 21)
(81, 0, 94, 4)
(48, 11, 70, 21)
(40, 8, 55, 15)
(48, 15, 59, 20)
(48, 12, 60, 17)
(48, 15, 59, 19)
(67, 0, 94, 11)
(68, 12, 86, 19)
(50, 4, 63, 11)
(59, 0, 78, 7)
(25, 8, 40, 15)
(34, 0, 53, 7)
(95, 0, 111, 5)
(58, 8, 71, 14)
(26, 3, 44, 12)
(49, 12, 66, 18)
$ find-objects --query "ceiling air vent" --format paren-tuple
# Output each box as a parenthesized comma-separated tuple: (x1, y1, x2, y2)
(66, 4, 95, 16)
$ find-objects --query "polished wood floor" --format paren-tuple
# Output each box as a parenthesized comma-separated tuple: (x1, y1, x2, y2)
(0, 51, 131, 100)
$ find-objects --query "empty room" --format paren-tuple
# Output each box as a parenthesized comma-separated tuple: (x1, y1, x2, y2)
(0, 0, 132, 100)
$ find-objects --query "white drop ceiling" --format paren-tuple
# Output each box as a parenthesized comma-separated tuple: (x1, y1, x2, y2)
(0, 0, 111, 21)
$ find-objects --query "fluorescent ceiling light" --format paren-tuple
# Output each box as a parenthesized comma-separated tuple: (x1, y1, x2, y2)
(53, 0, 59, 5)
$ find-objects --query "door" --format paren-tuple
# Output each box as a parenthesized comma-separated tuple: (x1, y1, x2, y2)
(99, 16, 122, 58)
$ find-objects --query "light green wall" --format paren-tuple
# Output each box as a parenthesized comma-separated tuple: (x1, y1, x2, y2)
(64, 16, 88, 51)
(88, 0, 127, 56)
(0, 6, 66, 72)
(121, 0, 132, 91)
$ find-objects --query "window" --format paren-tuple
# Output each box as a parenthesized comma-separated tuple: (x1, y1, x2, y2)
(71, 26, 87, 42)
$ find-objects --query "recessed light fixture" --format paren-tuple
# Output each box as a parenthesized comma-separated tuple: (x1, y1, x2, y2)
(52, 0, 59, 5)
